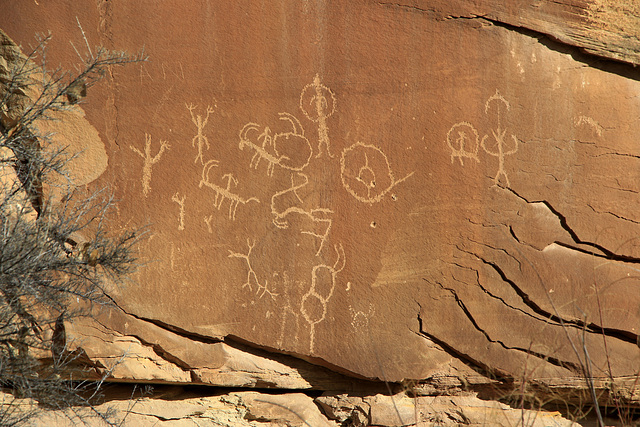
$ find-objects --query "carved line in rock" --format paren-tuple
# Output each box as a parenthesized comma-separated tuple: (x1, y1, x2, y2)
(239, 113, 312, 177)
(228, 238, 278, 300)
(340, 141, 414, 204)
(171, 192, 186, 231)
(199, 159, 260, 221)
(301, 243, 346, 353)
(445, 90, 519, 188)
(300, 74, 336, 158)
(186, 102, 216, 165)
(350, 303, 375, 331)
(271, 172, 333, 257)
(130, 133, 170, 197)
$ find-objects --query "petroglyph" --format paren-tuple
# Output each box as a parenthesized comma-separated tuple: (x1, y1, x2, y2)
(130, 133, 170, 197)
(171, 192, 186, 231)
(276, 271, 301, 348)
(350, 304, 375, 331)
(204, 215, 214, 233)
(271, 172, 333, 256)
(340, 142, 414, 204)
(480, 90, 518, 187)
(239, 113, 312, 176)
(301, 244, 346, 353)
(199, 160, 260, 221)
(446, 122, 480, 165)
(228, 239, 278, 300)
(300, 74, 336, 158)
(186, 103, 216, 164)
(575, 115, 604, 137)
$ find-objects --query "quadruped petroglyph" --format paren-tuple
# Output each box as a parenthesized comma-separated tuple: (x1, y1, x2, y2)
(186, 103, 215, 164)
(301, 244, 346, 353)
(199, 160, 260, 221)
(300, 74, 336, 158)
(340, 141, 414, 204)
(239, 113, 312, 176)
(130, 133, 170, 197)
(228, 239, 278, 300)
(445, 89, 519, 188)
(271, 172, 333, 256)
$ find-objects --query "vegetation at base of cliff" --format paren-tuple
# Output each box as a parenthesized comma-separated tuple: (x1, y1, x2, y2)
(0, 21, 145, 425)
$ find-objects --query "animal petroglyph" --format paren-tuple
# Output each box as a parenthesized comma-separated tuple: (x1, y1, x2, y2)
(239, 113, 312, 176)
(186, 103, 215, 164)
(301, 244, 346, 353)
(480, 90, 518, 187)
(446, 122, 480, 165)
(228, 239, 278, 300)
(575, 115, 604, 137)
(199, 160, 260, 221)
(340, 142, 414, 204)
(271, 172, 333, 256)
(300, 74, 336, 158)
(130, 133, 170, 197)
(171, 192, 186, 231)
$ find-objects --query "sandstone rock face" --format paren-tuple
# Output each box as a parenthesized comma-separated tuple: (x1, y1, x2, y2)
(3, 0, 640, 423)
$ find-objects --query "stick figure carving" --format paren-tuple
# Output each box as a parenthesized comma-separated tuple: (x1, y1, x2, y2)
(171, 192, 186, 231)
(300, 74, 336, 158)
(446, 122, 480, 165)
(186, 103, 215, 165)
(130, 134, 170, 197)
(239, 113, 312, 176)
(340, 142, 414, 204)
(199, 160, 260, 221)
(481, 90, 518, 187)
(300, 243, 346, 353)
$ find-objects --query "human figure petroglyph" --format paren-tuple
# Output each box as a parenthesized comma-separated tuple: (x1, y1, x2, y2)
(199, 159, 260, 221)
(171, 192, 186, 231)
(480, 90, 518, 187)
(239, 113, 312, 176)
(271, 172, 333, 256)
(300, 74, 336, 158)
(301, 243, 346, 353)
(130, 133, 170, 197)
(186, 103, 215, 164)
(228, 238, 278, 300)
(446, 122, 480, 165)
(340, 141, 414, 204)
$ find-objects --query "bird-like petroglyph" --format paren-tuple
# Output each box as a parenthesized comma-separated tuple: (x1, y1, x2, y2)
(239, 113, 312, 176)
(300, 74, 336, 158)
(199, 160, 260, 221)
(271, 172, 333, 256)
(130, 133, 170, 197)
(340, 141, 414, 204)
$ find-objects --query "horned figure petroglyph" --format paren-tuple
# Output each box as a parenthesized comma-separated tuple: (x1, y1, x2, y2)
(340, 142, 414, 204)
(301, 244, 346, 353)
(228, 238, 278, 300)
(186, 103, 215, 164)
(239, 113, 312, 176)
(271, 172, 333, 256)
(199, 160, 259, 221)
(130, 133, 170, 197)
(446, 122, 480, 165)
(481, 90, 518, 187)
(300, 74, 336, 158)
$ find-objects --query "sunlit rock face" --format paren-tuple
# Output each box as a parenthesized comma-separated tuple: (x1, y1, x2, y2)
(3, 0, 640, 404)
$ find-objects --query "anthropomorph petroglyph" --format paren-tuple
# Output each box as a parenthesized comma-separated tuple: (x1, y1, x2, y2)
(199, 160, 260, 220)
(228, 239, 278, 300)
(130, 133, 170, 197)
(171, 192, 186, 231)
(300, 74, 336, 158)
(480, 90, 518, 187)
(301, 243, 346, 353)
(271, 172, 333, 256)
(239, 113, 312, 176)
(186, 103, 215, 164)
(340, 142, 414, 204)
(446, 122, 480, 165)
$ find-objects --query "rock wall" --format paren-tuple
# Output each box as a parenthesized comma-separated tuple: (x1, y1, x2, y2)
(2, 1, 640, 425)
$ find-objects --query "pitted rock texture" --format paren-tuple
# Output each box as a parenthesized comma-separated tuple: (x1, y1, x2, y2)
(3, 0, 640, 416)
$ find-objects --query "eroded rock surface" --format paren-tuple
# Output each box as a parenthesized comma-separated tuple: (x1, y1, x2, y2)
(2, 0, 640, 423)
